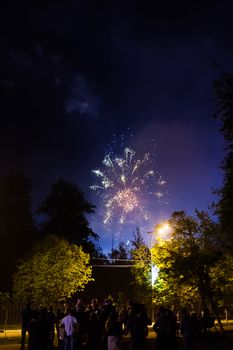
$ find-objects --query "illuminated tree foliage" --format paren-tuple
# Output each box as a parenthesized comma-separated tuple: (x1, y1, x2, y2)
(153, 269, 199, 308)
(13, 235, 93, 305)
(152, 210, 224, 331)
(130, 227, 151, 304)
(213, 71, 233, 249)
(209, 253, 233, 309)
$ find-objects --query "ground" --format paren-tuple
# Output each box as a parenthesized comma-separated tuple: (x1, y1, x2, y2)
(1, 323, 233, 350)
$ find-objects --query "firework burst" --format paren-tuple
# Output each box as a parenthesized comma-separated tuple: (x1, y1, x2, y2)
(91, 145, 166, 225)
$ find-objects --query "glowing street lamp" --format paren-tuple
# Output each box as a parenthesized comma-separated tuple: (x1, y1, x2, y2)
(156, 222, 172, 239)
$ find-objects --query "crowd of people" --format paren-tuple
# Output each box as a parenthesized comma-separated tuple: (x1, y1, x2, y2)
(20, 298, 151, 350)
(153, 306, 216, 350)
(20, 300, 215, 350)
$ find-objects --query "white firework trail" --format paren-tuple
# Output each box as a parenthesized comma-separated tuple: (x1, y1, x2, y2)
(90, 145, 166, 226)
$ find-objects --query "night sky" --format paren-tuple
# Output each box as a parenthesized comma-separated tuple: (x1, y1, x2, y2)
(1, 1, 232, 252)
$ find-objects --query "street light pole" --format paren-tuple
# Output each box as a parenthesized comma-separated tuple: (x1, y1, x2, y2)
(151, 249, 154, 323)
(148, 221, 172, 323)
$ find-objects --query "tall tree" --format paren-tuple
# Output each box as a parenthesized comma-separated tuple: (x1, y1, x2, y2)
(213, 71, 233, 249)
(153, 271, 200, 308)
(37, 178, 99, 255)
(0, 173, 36, 291)
(108, 241, 129, 264)
(13, 235, 93, 305)
(130, 227, 151, 305)
(152, 210, 224, 331)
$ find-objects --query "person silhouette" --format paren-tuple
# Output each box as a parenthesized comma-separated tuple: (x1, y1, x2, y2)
(21, 302, 32, 348)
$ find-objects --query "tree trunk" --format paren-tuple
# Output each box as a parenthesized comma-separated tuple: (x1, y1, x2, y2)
(208, 293, 224, 333)
(199, 276, 224, 333)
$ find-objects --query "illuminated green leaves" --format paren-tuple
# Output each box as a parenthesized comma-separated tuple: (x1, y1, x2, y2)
(13, 235, 93, 305)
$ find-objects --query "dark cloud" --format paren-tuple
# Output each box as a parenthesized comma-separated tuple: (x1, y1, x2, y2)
(65, 74, 101, 117)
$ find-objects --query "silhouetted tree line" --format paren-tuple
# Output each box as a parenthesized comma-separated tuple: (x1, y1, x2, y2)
(0, 175, 102, 291)
(213, 69, 233, 250)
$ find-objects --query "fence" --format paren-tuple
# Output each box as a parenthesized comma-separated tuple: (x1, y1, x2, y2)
(0, 304, 22, 325)
(0, 304, 39, 327)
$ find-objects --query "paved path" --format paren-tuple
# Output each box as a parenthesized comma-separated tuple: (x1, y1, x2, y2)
(0, 338, 156, 350)
(0, 346, 22, 350)
(1, 332, 232, 350)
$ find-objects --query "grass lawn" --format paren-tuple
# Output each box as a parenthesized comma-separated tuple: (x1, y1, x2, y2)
(0, 331, 22, 346)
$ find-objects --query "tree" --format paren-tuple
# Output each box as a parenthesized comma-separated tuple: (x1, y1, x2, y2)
(37, 178, 99, 255)
(153, 270, 199, 308)
(108, 241, 129, 263)
(209, 253, 233, 310)
(0, 292, 11, 304)
(130, 227, 151, 305)
(152, 210, 225, 331)
(13, 235, 93, 305)
(213, 71, 233, 249)
(0, 173, 37, 291)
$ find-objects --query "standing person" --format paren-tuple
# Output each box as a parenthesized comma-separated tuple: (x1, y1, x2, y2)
(180, 308, 197, 350)
(86, 309, 103, 350)
(59, 323, 65, 350)
(153, 307, 177, 349)
(48, 306, 55, 349)
(61, 308, 78, 350)
(118, 306, 128, 335)
(105, 311, 123, 350)
(161, 308, 178, 349)
(75, 299, 85, 313)
(153, 306, 167, 350)
(21, 302, 32, 349)
(102, 299, 116, 350)
(55, 308, 65, 349)
(127, 302, 151, 350)
(199, 306, 213, 334)
(39, 307, 50, 349)
(75, 299, 86, 348)
(28, 310, 47, 350)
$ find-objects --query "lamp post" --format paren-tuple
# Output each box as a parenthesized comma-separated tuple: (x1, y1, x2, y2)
(148, 222, 171, 322)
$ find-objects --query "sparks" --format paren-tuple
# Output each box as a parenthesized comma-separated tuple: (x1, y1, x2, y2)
(91, 144, 166, 225)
